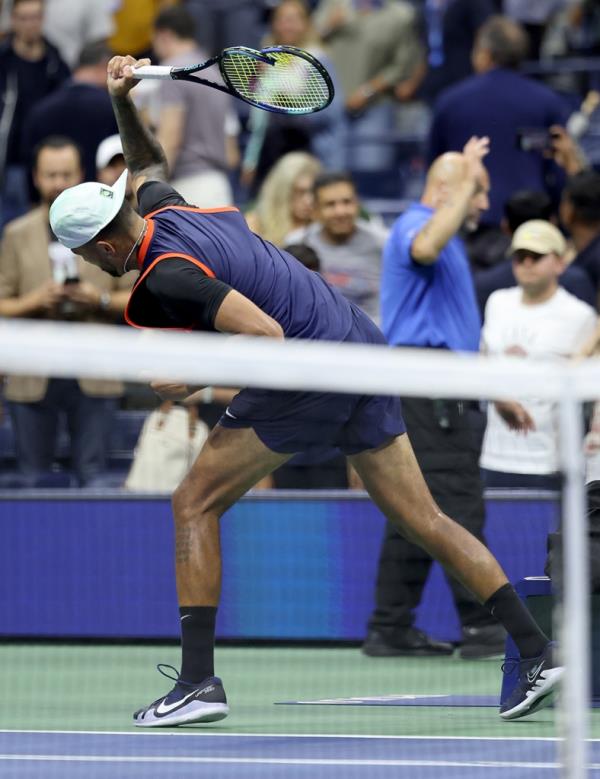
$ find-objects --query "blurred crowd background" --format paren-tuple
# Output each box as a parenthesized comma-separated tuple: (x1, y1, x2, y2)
(3, 0, 600, 227)
(2, 0, 600, 494)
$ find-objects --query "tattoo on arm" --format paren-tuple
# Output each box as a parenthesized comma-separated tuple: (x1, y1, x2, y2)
(111, 94, 168, 182)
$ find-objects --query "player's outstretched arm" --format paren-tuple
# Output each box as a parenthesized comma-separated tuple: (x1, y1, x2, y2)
(107, 54, 169, 193)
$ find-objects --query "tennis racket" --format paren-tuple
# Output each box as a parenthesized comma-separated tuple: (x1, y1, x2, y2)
(132, 45, 334, 115)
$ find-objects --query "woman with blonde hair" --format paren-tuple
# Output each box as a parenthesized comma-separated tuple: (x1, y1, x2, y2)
(246, 151, 322, 246)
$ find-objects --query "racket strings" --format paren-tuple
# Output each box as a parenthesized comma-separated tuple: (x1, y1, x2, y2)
(222, 50, 330, 114)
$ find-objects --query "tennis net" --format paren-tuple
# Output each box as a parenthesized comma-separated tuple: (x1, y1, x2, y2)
(0, 317, 597, 778)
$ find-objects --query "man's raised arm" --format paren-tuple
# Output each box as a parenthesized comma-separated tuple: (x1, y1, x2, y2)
(107, 54, 169, 192)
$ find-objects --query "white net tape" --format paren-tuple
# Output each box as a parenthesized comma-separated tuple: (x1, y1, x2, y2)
(1, 319, 599, 400)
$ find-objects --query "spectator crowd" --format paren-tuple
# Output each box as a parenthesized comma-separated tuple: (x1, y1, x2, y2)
(1, 2, 600, 575)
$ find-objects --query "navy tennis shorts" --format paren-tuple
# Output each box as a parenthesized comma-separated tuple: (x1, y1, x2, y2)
(219, 305, 406, 455)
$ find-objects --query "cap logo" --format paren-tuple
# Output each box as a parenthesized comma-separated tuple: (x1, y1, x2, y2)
(100, 188, 114, 199)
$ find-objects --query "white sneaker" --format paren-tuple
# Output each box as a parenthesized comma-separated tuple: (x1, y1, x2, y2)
(499, 642, 563, 720)
(134, 664, 229, 727)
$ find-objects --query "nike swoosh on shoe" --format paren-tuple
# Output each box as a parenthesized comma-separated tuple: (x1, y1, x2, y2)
(155, 689, 201, 716)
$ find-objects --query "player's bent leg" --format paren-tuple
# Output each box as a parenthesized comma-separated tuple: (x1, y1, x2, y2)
(348, 433, 507, 603)
(348, 433, 562, 720)
(172, 423, 291, 604)
(134, 424, 291, 728)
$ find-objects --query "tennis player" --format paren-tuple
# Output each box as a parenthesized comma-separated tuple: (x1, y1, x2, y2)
(50, 54, 562, 725)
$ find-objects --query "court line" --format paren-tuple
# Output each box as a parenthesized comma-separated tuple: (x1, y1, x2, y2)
(0, 729, 589, 742)
(0, 754, 591, 769)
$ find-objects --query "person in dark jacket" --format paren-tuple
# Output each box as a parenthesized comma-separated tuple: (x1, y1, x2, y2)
(22, 41, 117, 184)
(428, 15, 571, 227)
(560, 170, 600, 310)
(0, 0, 69, 231)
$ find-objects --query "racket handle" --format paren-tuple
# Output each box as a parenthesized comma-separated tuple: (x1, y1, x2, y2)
(131, 65, 173, 80)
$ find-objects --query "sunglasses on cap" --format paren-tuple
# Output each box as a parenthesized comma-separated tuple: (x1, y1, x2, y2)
(512, 249, 550, 264)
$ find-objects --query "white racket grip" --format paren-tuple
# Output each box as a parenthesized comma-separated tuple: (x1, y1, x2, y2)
(132, 65, 174, 81)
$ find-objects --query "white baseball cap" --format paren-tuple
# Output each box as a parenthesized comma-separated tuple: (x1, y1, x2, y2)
(49, 168, 128, 249)
(96, 134, 124, 171)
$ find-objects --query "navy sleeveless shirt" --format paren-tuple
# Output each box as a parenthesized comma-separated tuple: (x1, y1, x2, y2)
(126, 187, 354, 343)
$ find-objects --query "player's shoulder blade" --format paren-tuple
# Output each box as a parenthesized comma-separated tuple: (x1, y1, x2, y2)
(138, 181, 188, 217)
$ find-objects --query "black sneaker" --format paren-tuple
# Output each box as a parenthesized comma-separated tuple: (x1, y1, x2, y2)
(134, 664, 229, 727)
(499, 642, 563, 721)
(362, 627, 455, 657)
(460, 623, 507, 660)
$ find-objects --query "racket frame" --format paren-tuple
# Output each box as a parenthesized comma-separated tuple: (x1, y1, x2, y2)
(135, 46, 334, 115)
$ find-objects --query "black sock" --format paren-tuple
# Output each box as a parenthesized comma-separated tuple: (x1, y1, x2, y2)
(179, 606, 217, 684)
(484, 583, 548, 659)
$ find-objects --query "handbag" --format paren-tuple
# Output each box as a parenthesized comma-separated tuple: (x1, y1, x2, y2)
(124, 401, 209, 491)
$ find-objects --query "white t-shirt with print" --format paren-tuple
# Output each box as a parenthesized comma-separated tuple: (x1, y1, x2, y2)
(480, 286, 597, 474)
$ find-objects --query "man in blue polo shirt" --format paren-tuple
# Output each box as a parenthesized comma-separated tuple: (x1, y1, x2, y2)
(48, 58, 563, 726)
(364, 138, 506, 660)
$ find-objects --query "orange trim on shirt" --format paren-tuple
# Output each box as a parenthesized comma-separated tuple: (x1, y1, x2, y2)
(145, 252, 216, 279)
(124, 251, 216, 330)
(144, 204, 239, 219)
(137, 218, 155, 268)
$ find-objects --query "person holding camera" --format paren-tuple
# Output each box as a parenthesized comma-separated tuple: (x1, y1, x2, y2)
(0, 135, 136, 486)
(427, 15, 571, 228)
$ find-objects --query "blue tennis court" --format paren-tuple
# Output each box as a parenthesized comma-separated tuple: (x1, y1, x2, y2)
(3, 730, 599, 778)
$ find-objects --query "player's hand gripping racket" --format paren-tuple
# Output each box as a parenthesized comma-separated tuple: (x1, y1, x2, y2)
(132, 45, 334, 115)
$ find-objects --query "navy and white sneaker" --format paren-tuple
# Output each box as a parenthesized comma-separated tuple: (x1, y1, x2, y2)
(499, 642, 563, 720)
(134, 664, 229, 727)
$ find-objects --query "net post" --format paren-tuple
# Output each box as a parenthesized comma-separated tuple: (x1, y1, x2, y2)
(558, 388, 590, 778)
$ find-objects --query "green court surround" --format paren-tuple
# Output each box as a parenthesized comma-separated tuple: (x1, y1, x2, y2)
(2, 644, 596, 739)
